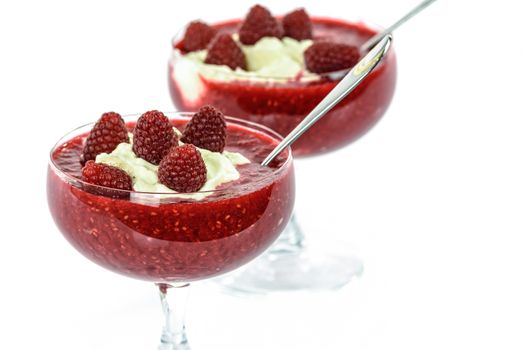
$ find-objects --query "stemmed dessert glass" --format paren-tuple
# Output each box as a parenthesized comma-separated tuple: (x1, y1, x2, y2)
(168, 17, 397, 293)
(47, 112, 294, 348)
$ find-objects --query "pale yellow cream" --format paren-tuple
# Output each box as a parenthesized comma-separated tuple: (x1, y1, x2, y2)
(95, 131, 250, 200)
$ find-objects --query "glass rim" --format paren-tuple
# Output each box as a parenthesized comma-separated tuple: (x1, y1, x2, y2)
(170, 16, 390, 83)
(48, 111, 293, 197)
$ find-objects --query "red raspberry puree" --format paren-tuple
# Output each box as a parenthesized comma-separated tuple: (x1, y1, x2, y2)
(47, 116, 294, 282)
(169, 17, 397, 157)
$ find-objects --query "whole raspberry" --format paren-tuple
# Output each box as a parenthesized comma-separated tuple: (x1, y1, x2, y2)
(181, 105, 227, 153)
(132, 110, 178, 165)
(158, 144, 207, 192)
(204, 34, 247, 70)
(239, 4, 283, 45)
(82, 112, 129, 164)
(82, 160, 133, 197)
(182, 20, 217, 52)
(304, 41, 360, 74)
(282, 8, 313, 40)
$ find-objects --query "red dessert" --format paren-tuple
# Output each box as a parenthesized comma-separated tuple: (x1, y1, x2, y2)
(47, 114, 294, 282)
(169, 17, 397, 156)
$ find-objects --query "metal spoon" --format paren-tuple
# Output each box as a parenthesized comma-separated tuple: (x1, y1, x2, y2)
(261, 35, 392, 166)
(362, 0, 437, 52)
(323, 0, 436, 80)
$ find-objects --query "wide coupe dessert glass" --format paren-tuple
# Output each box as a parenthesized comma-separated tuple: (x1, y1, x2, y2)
(47, 112, 294, 348)
(168, 7, 397, 292)
(169, 18, 396, 157)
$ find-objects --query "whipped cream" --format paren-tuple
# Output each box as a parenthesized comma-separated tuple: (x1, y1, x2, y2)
(243, 37, 312, 74)
(172, 36, 319, 95)
(95, 131, 250, 200)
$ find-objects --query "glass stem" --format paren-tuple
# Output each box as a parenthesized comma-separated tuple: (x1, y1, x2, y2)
(157, 283, 191, 350)
(268, 213, 305, 254)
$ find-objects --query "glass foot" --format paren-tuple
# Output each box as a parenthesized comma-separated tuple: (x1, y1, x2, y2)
(216, 215, 363, 294)
(218, 249, 363, 294)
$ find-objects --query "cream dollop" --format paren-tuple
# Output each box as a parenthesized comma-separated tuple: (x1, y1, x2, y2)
(171, 36, 319, 104)
(242, 36, 314, 76)
(95, 136, 250, 200)
(182, 35, 318, 80)
(173, 36, 318, 83)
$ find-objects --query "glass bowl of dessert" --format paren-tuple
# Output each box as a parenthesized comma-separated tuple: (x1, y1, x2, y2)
(168, 5, 397, 293)
(47, 107, 294, 348)
(168, 5, 396, 157)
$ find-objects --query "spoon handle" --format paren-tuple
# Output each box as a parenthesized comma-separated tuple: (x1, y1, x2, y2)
(362, 0, 437, 51)
(261, 35, 393, 167)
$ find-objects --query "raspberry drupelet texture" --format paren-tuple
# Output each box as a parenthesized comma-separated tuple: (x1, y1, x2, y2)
(82, 160, 133, 192)
(204, 34, 247, 70)
(182, 20, 217, 52)
(181, 105, 227, 153)
(82, 112, 129, 164)
(304, 42, 360, 74)
(282, 8, 313, 41)
(132, 110, 178, 165)
(239, 4, 283, 45)
(158, 144, 207, 192)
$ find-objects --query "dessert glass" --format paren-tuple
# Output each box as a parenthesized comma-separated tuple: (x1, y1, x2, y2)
(47, 112, 294, 348)
(169, 17, 397, 292)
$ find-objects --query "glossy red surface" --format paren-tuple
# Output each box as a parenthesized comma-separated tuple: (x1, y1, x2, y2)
(169, 17, 397, 157)
(47, 118, 294, 282)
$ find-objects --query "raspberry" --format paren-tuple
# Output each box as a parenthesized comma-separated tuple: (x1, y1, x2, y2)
(82, 160, 133, 197)
(181, 105, 227, 153)
(182, 20, 217, 52)
(304, 41, 360, 74)
(239, 4, 283, 45)
(204, 34, 247, 70)
(282, 8, 313, 40)
(132, 110, 178, 165)
(82, 112, 129, 164)
(158, 144, 207, 192)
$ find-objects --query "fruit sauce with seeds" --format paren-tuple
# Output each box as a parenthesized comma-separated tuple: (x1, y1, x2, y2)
(47, 119, 294, 282)
(169, 17, 397, 157)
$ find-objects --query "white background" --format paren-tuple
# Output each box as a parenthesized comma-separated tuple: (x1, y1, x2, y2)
(1, 0, 524, 349)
